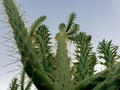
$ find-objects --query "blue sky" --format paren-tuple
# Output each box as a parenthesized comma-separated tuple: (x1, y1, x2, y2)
(0, 0, 120, 89)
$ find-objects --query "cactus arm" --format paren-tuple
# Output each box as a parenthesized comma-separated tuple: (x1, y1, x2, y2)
(67, 24, 79, 36)
(75, 70, 109, 90)
(73, 32, 96, 81)
(93, 65, 120, 90)
(20, 69, 25, 90)
(75, 64, 120, 90)
(66, 12, 76, 32)
(97, 39, 120, 69)
(20, 69, 32, 90)
(29, 16, 46, 37)
(8, 78, 19, 90)
(24, 79, 32, 90)
(32, 25, 54, 73)
(55, 30, 74, 90)
(3, 0, 55, 89)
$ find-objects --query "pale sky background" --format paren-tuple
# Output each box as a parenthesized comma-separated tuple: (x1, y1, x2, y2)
(0, 0, 120, 90)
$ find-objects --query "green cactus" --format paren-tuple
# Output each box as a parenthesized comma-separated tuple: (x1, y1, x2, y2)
(97, 39, 120, 69)
(3, 0, 54, 90)
(73, 32, 96, 81)
(3, 0, 120, 90)
(8, 78, 19, 90)
(8, 69, 33, 90)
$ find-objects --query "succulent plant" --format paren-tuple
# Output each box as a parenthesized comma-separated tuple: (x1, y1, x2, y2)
(8, 69, 33, 90)
(3, 0, 120, 90)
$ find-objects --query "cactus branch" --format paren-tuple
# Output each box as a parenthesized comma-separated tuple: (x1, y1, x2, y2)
(3, 0, 55, 89)
(55, 31, 74, 90)
(97, 39, 120, 69)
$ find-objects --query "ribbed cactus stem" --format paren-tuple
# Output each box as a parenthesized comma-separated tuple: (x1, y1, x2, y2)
(3, 0, 55, 89)
(74, 32, 95, 81)
(93, 65, 120, 90)
(55, 31, 74, 90)
(75, 70, 109, 90)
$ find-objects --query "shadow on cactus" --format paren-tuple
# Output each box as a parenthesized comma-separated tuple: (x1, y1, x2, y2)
(2, 0, 120, 90)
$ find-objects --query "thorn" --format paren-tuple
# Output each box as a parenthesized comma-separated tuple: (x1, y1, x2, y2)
(7, 69, 20, 73)
(2, 60, 20, 67)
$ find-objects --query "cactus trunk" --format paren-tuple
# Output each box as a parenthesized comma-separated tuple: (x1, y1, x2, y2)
(3, 0, 55, 89)
(55, 31, 74, 90)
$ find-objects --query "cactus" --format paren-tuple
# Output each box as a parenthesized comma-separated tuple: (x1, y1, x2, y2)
(73, 32, 96, 81)
(8, 78, 19, 90)
(97, 39, 119, 69)
(8, 69, 33, 90)
(2, 0, 120, 90)
(3, 0, 54, 90)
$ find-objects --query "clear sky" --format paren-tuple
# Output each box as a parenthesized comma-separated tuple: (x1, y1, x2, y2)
(0, 0, 120, 89)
